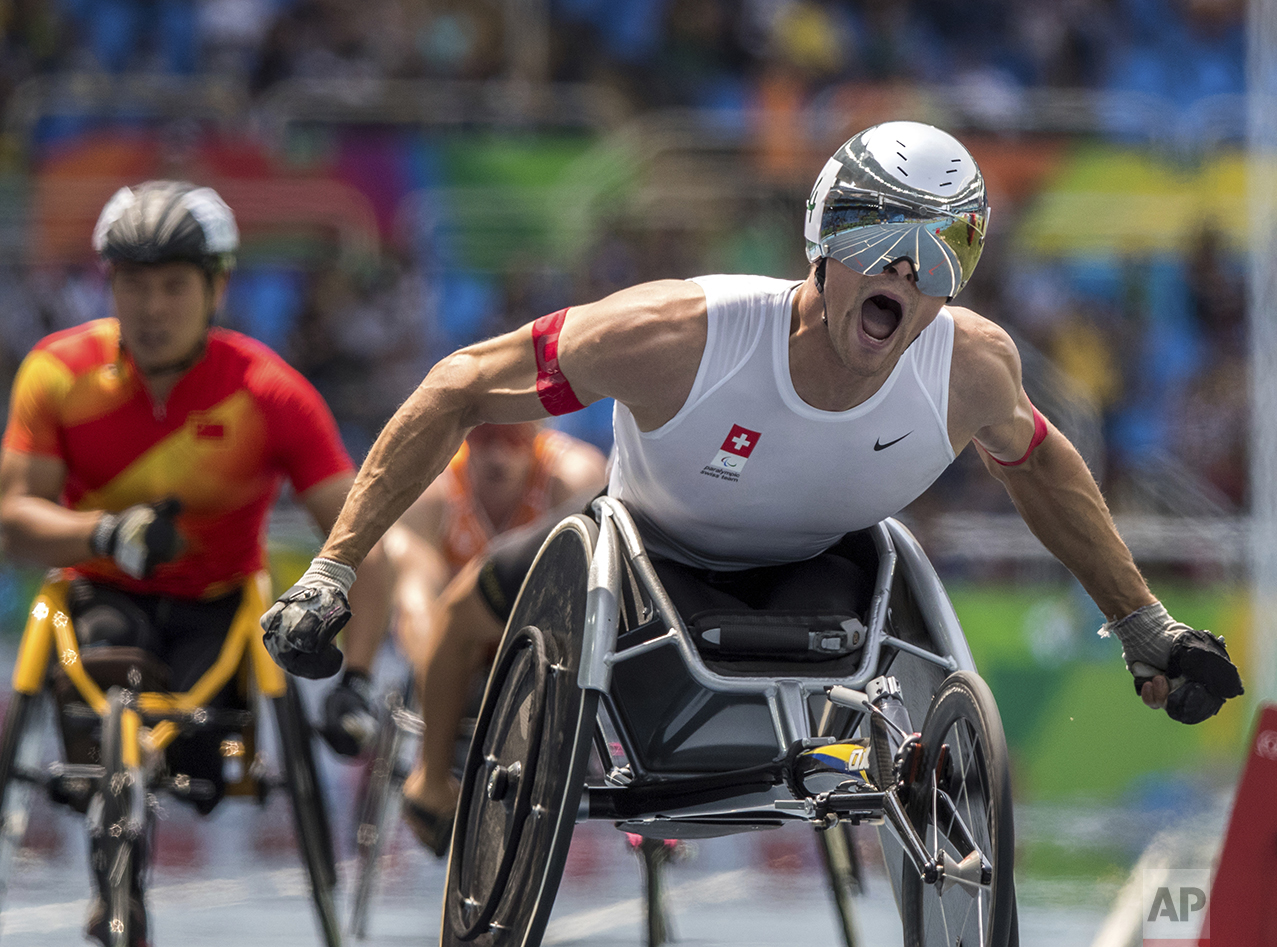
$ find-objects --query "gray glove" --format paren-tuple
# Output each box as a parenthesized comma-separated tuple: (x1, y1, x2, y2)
(1100, 602, 1244, 725)
(260, 558, 356, 679)
(90, 498, 182, 579)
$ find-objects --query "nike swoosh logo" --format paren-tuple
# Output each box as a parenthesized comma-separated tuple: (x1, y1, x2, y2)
(873, 432, 912, 451)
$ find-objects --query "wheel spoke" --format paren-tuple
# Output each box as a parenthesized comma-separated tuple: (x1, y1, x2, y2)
(903, 674, 1012, 947)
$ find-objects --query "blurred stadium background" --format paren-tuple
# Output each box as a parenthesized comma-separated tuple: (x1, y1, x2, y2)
(0, 0, 1263, 941)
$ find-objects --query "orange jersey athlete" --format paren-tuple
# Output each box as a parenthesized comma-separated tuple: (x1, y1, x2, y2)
(435, 425, 583, 571)
(2, 318, 353, 599)
(319, 421, 606, 757)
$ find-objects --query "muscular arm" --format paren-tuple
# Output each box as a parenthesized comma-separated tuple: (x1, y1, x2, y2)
(0, 449, 102, 565)
(301, 472, 395, 659)
(318, 279, 706, 570)
(947, 309, 1155, 621)
(981, 426, 1155, 620)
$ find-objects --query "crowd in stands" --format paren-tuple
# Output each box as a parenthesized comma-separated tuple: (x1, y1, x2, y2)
(0, 0, 1252, 522)
(0, 0, 1246, 113)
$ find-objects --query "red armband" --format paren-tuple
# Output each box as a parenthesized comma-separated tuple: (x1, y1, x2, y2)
(987, 404, 1049, 467)
(532, 308, 586, 416)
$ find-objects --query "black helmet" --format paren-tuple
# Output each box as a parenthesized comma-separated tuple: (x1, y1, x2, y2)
(92, 180, 239, 276)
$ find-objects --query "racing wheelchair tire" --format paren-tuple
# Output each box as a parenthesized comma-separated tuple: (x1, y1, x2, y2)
(0, 691, 50, 919)
(901, 671, 1016, 947)
(274, 677, 342, 947)
(348, 677, 415, 940)
(442, 515, 599, 947)
(91, 687, 149, 947)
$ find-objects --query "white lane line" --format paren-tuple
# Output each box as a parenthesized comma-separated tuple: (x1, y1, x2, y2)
(544, 868, 755, 944)
(1, 861, 331, 935)
(1, 898, 90, 936)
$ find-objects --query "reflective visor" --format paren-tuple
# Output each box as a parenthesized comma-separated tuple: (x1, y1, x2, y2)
(818, 188, 989, 298)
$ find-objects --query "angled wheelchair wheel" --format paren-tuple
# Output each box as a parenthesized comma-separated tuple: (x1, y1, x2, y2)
(0, 691, 50, 916)
(90, 688, 149, 947)
(348, 678, 415, 940)
(818, 821, 863, 947)
(275, 678, 342, 947)
(901, 672, 1016, 947)
(442, 515, 599, 947)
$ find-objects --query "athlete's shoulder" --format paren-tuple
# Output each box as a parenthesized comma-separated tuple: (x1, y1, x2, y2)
(30, 319, 120, 373)
(537, 428, 608, 498)
(690, 273, 800, 306)
(537, 427, 607, 468)
(946, 305, 1022, 421)
(948, 306, 1018, 372)
(211, 328, 316, 395)
(208, 326, 286, 367)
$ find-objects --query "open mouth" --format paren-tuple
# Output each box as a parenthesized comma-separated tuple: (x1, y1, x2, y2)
(861, 294, 903, 342)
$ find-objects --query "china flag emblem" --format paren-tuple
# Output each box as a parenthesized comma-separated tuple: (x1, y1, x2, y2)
(708, 424, 761, 477)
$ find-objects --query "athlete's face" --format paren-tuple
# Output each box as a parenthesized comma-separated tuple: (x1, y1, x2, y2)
(819, 257, 948, 378)
(465, 423, 539, 498)
(111, 262, 226, 374)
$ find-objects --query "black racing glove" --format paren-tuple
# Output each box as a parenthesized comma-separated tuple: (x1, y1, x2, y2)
(260, 558, 355, 679)
(1100, 602, 1244, 725)
(320, 668, 377, 757)
(89, 498, 182, 579)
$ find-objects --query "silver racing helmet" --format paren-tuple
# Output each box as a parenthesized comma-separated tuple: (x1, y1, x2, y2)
(804, 121, 989, 298)
(93, 180, 239, 276)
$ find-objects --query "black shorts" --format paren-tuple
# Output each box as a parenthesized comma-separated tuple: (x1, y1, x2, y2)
(66, 578, 245, 813)
(475, 502, 875, 625)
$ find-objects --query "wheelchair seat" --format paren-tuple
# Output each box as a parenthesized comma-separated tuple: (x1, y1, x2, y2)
(52, 646, 174, 701)
(687, 609, 866, 676)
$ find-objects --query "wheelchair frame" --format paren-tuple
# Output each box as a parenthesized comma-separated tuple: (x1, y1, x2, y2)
(579, 495, 971, 794)
(443, 496, 1017, 947)
(0, 571, 342, 947)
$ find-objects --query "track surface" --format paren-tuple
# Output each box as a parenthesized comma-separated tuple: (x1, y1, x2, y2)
(0, 677, 1203, 947)
(1, 775, 1119, 947)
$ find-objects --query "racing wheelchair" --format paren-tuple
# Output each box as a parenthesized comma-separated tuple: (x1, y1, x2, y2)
(346, 643, 699, 945)
(440, 496, 1018, 947)
(0, 571, 341, 947)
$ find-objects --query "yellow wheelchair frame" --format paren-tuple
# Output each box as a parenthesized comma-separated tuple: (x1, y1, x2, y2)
(0, 571, 343, 947)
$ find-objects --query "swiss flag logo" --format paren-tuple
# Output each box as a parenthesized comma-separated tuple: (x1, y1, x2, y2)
(720, 425, 760, 458)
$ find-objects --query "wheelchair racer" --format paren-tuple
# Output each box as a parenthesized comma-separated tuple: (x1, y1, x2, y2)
(0, 180, 391, 947)
(263, 122, 1244, 783)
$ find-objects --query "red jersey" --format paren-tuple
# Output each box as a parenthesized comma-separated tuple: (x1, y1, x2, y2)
(2, 319, 354, 599)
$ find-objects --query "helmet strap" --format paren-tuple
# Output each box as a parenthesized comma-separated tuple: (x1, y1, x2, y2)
(815, 257, 827, 294)
(121, 301, 214, 379)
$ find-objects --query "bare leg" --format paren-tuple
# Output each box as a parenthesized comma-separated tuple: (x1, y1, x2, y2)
(404, 557, 505, 815)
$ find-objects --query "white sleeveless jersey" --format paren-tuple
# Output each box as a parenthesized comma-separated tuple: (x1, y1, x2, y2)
(608, 274, 957, 570)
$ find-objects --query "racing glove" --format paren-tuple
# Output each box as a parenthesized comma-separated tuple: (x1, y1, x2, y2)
(89, 498, 182, 579)
(260, 557, 355, 679)
(1100, 601, 1244, 724)
(320, 668, 377, 757)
